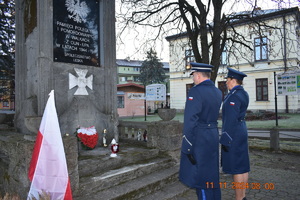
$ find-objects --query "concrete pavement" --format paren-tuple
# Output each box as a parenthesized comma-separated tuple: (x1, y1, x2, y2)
(175, 148, 300, 200)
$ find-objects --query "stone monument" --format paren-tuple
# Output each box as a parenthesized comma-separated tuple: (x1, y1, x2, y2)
(14, 0, 118, 141)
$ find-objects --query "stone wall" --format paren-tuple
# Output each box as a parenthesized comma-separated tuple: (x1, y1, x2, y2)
(0, 132, 78, 199)
(147, 121, 183, 151)
(118, 120, 183, 152)
(118, 120, 183, 163)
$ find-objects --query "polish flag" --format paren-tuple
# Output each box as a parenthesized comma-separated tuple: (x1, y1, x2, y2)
(27, 90, 72, 200)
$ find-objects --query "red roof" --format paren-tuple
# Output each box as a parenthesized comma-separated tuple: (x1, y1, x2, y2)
(117, 82, 144, 89)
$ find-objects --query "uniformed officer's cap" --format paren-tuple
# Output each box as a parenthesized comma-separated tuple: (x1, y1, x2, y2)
(189, 62, 213, 75)
(225, 67, 247, 80)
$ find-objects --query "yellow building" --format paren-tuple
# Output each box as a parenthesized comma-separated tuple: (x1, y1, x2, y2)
(166, 7, 300, 113)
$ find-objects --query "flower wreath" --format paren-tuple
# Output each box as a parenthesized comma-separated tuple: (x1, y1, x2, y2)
(75, 126, 99, 150)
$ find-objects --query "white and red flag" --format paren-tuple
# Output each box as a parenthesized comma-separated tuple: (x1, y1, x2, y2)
(27, 90, 72, 200)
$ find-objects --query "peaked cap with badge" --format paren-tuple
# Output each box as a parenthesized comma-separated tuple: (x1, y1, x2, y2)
(189, 62, 213, 75)
(225, 67, 247, 80)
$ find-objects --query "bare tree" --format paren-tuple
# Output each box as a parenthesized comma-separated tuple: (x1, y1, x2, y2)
(116, 0, 299, 82)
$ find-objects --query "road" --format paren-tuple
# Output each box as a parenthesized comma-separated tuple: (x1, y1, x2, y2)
(247, 129, 300, 140)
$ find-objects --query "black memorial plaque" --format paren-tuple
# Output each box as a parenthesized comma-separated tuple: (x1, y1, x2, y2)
(53, 0, 99, 66)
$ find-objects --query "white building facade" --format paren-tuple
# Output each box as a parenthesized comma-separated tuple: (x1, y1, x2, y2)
(166, 7, 300, 113)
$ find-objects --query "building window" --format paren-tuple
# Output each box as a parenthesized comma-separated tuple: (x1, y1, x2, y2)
(133, 76, 139, 82)
(117, 96, 124, 108)
(119, 77, 127, 82)
(185, 49, 195, 67)
(256, 78, 268, 101)
(221, 46, 227, 66)
(3, 101, 9, 107)
(254, 37, 268, 61)
(218, 81, 228, 100)
(186, 84, 194, 99)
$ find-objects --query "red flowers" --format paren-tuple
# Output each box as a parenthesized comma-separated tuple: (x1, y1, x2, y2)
(76, 126, 99, 149)
(77, 132, 99, 149)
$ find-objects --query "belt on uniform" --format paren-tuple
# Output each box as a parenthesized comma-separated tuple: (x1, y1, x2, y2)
(197, 122, 218, 128)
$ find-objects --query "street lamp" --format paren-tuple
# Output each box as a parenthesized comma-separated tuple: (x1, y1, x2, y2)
(185, 62, 191, 70)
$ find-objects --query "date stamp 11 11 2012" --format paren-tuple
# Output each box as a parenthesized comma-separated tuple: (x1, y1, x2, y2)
(206, 182, 275, 190)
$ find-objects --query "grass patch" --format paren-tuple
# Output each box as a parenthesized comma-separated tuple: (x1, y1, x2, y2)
(120, 113, 300, 129)
(246, 113, 300, 129)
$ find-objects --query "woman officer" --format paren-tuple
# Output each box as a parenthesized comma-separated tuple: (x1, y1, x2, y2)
(220, 67, 250, 200)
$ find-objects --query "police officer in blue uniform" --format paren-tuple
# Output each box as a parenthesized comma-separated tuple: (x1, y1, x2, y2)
(179, 62, 222, 200)
(220, 67, 249, 200)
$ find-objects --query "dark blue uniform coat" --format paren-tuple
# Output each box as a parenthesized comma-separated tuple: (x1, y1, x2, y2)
(179, 80, 222, 189)
(221, 85, 250, 174)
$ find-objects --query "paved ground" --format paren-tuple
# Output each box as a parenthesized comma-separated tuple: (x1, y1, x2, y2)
(175, 147, 300, 200)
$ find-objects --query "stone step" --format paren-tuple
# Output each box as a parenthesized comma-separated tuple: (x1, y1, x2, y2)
(76, 165, 179, 200)
(78, 145, 160, 177)
(119, 138, 148, 147)
(142, 181, 190, 200)
(0, 125, 16, 131)
(78, 157, 175, 195)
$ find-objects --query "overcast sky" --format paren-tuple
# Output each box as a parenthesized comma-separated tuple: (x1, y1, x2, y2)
(116, 0, 300, 62)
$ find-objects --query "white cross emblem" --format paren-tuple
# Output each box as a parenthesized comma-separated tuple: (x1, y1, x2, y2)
(69, 68, 93, 95)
